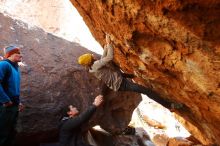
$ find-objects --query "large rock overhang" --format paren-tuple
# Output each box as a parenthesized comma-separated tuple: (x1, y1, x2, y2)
(70, 0, 220, 145)
(0, 13, 141, 146)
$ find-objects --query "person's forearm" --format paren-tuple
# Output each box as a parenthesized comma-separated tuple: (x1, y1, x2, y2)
(101, 46, 108, 59)
(105, 44, 114, 61)
(90, 44, 114, 71)
(0, 83, 11, 103)
(78, 105, 97, 123)
(98, 44, 114, 64)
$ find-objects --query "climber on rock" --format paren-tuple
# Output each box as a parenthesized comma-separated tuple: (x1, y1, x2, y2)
(78, 34, 183, 111)
(59, 94, 104, 146)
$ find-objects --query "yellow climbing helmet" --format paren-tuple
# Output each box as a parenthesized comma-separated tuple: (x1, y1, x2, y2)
(78, 53, 93, 66)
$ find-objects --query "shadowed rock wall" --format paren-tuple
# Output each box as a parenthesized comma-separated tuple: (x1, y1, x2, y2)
(0, 13, 141, 146)
(70, 0, 220, 145)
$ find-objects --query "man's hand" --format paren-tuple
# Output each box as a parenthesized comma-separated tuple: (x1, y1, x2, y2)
(3, 101, 13, 107)
(19, 103, 24, 112)
(93, 95, 104, 107)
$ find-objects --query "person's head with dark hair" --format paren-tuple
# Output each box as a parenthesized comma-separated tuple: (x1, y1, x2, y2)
(62, 105, 79, 118)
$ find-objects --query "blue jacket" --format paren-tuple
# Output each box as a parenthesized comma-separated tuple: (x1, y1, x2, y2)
(0, 59, 21, 105)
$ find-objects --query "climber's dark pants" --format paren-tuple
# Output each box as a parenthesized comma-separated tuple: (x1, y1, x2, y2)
(119, 78, 172, 109)
(0, 105, 19, 146)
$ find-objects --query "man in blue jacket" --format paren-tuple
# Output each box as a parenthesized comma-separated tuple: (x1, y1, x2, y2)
(0, 45, 24, 146)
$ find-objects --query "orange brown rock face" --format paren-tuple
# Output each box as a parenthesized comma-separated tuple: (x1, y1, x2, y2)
(70, 0, 220, 145)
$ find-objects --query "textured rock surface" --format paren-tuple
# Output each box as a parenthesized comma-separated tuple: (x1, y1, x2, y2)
(0, 13, 141, 146)
(70, 0, 220, 145)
